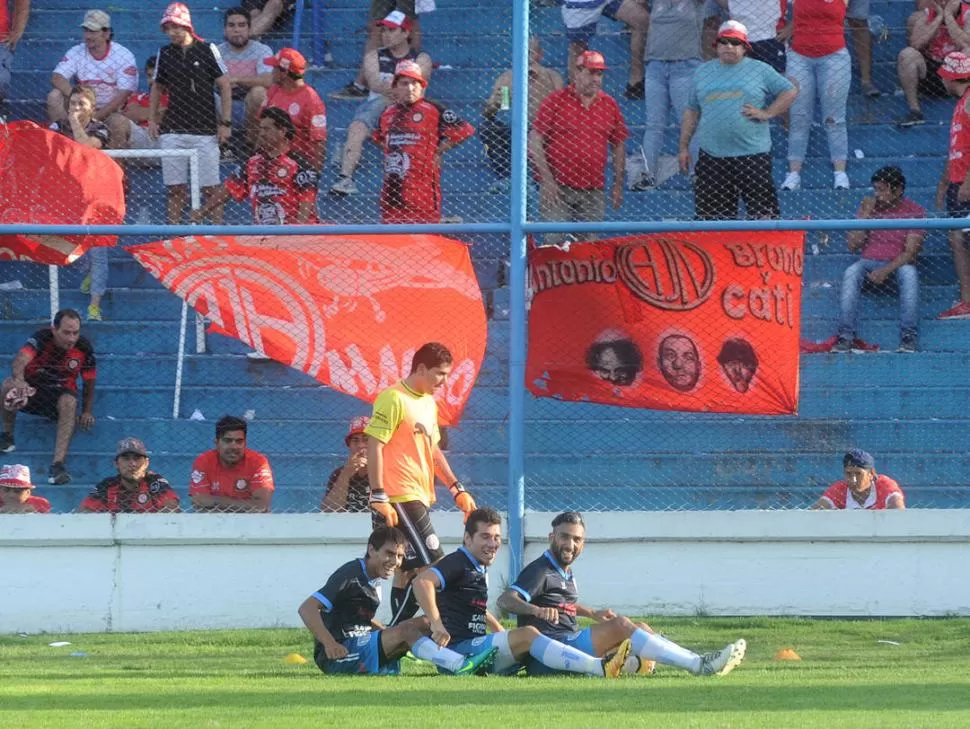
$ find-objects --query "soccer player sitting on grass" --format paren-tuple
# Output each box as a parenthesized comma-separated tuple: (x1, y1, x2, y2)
(497, 511, 747, 677)
(412, 507, 631, 678)
(297, 526, 497, 676)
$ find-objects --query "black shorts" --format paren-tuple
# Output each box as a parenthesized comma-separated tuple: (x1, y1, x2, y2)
(945, 182, 970, 218)
(749, 39, 786, 74)
(21, 384, 75, 420)
(394, 500, 444, 570)
(920, 58, 948, 99)
(693, 150, 780, 220)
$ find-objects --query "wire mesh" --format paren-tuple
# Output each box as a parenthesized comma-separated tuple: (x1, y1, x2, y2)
(1, 0, 969, 514)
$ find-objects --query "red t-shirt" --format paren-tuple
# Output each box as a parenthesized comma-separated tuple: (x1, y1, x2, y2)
(224, 150, 319, 224)
(927, 5, 970, 62)
(0, 494, 51, 513)
(949, 88, 970, 183)
(0, 2, 10, 40)
(189, 449, 275, 502)
(791, 0, 847, 57)
(22, 329, 97, 393)
(80, 473, 180, 513)
(820, 474, 904, 510)
(262, 84, 327, 163)
(532, 86, 628, 191)
(859, 198, 925, 261)
(124, 90, 170, 128)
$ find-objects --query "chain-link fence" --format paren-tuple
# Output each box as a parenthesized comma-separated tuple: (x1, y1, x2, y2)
(1, 0, 969, 514)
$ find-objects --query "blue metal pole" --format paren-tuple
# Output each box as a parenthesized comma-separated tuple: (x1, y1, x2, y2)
(311, 0, 324, 67)
(507, 0, 529, 579)
(291, 0, 305, 54)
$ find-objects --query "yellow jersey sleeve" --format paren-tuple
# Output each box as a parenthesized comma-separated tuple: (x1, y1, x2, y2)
(365, 388, 405, 444)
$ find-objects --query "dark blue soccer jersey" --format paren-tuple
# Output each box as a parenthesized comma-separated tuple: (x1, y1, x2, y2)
(312, 558, 381, 642)
(510, 550, 579, 637)
(430, 547, 489, 644)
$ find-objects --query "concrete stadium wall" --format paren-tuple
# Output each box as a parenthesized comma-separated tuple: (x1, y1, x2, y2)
(2, 510, 969, 634)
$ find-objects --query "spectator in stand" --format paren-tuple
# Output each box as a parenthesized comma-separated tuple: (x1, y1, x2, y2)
(149, 2, 232, 225)
(218, 7, 273, 153)
(631, 0, 704, 192)
(262, 48, 327, 170)
(122, 56, 168, 150)
(812, 449, 906, 510)
(835, 166, 925, 354)
(331, 1, 425, 101)
(47, 10, 137, 150)
(0, 309, 96, 486)
(935, 51, 970, 320)
(190, 106, 318, 224)
(530, 51, 628, 245)
(320, 416, 376, 514)
(330, 11, 431, 196)
(0, 465, 51, 514)
(717, 0, 787, 72)
(845, 0, 880, 97)
(481, 36, 562, 195)
(189, 415, 274, 513)
(780, 0, 851, 191)
(562, 0, 649, 99)
(243, 0, 293, 38)
(373, 60, 475, 224)
(0, 0, 30, 110)
(679, 22, 796, 220)
(78, 437, 181, 513)
(897, 0, 970, 127)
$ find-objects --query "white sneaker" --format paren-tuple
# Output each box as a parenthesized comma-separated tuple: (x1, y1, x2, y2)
(834, 171, 850, 190)
(781, 172, 801, 191)
(329, 176, 358, 195)
(698, 639, 747, 676)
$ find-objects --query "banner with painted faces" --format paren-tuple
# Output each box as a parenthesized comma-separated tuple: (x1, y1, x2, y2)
(526, 232, 803, 415)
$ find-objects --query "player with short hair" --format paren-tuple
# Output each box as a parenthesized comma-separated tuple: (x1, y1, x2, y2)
(365, 342, 478, 624)
(297, 526, 497, 676)
(189, 415, 275, 513)
(413, 507, 631, 678)
(497, 511, 747, 677)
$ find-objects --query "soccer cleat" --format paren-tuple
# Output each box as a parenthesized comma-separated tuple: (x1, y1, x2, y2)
(897, 333, 918, 353)
(938, 301, 970, 320)
(80, 274, 92, 294)
(832, 336, 853, 353)
(455, 646, 498, 676)
(780, 171, 801, 191)
(603, 638, 631, 678)
(0, 432, 14, 453)
(48, 461, 72, 485)
(87, 304, 102, 322)
(329, 81, 368, 100)
(329, 176, 358, 196)
(834, 171, 850, 190)
(637, 657, 657, 676)
(698, 639, 746, 676)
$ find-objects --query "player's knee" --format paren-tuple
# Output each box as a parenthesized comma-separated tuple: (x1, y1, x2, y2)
(57, 395, 76, 414)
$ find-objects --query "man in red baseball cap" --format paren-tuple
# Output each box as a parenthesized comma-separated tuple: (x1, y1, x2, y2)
(321, 416, 374, 514)
(530, 49, 629, 244)
(261, 47, 328, 169)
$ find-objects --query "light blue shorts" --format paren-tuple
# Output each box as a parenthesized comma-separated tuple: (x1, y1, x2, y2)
(449, 634, 523, 676)
(316, 631, 401, 675)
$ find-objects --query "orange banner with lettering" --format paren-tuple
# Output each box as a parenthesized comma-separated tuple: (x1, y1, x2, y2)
(0, 121, 124, 264)
(527, 232, 802, 415)
(127, 234, 487, 425)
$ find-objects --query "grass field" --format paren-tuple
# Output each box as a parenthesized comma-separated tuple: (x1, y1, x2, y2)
(1, 618, 968, 729)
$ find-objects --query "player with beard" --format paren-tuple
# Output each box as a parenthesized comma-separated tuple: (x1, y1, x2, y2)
(413, 507, 631, 678)
(497, 511, 747, 677)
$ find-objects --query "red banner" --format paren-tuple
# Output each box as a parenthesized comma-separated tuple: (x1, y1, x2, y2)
(0, 121, 124, 264)
(527, 232, 803, 415)
(127, 234, 487, 425)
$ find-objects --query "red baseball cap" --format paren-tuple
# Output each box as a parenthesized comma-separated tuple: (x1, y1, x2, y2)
(939, 51, 970, 81)
(393, 59, 427, 87)
(378, 9, 411, 31)
(576, 50, 608, 71)
(715, 20, 752, 49)
(345, 416, 370, 445)
(266, 48, 307, 76)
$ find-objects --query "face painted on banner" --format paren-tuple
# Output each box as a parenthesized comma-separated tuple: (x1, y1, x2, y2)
(586, 338, 643, 387)
(658, 334, 701, 392)
(717, 338, 758, 394)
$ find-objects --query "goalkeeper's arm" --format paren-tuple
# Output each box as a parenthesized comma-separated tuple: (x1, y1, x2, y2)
(367, 435, 398, 526)
(434, 445, 476, 516)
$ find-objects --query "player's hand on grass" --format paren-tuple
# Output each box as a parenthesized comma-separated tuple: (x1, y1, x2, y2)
(535, 606, 559, 624)
(324, 639, 349, 660)
(430, 618, 450, 647)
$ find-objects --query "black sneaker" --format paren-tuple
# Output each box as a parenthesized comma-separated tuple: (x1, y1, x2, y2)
(0, 432, 14, 453)
(832, 336, 853, 353)
(896, 110, 925, 128)
(329, 81, 368, 101)
(631, 172, 656, 192)
(898, 333, 918, 353)
(624, 80, 645, 100)
(48, 461, 72, 485)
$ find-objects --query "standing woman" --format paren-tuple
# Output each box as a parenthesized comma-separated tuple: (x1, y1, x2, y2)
(781, 0, 851, 191)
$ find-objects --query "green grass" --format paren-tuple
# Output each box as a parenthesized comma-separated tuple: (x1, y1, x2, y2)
(2, 618, 969, 729)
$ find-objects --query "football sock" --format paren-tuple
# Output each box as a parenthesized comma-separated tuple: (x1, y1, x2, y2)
(631, 628, 702, 673)
(411, 636, 465, 673)
(530, 634, 604, 676)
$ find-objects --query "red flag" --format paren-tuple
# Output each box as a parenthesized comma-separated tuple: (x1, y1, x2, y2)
(527, 232, 803, 415)
(127, 234, 487, 425)
(0, 121, 124, 264)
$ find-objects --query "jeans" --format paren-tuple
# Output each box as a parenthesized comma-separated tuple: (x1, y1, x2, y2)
(642, 59, 700, 178)
(0, 43, 12, 102)
(77, 247, 109, 297)
(786, 48, 850, 164)
(838, 259, 919, 338)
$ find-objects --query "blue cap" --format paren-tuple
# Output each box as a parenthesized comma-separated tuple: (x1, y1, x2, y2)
(843, 449, 875, 470)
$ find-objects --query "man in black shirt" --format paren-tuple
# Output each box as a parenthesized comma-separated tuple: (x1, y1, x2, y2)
(149, 2, 232, 224)
(0, 309, 97, 485)
(320, 416, 376, 515)
(497, 511, 747, 677)
(297, 526, 496, 675)
(413, 507, 629, 678)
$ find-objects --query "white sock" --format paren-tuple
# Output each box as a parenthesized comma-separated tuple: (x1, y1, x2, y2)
(631, 629, 702, 673)
(411, 636, 464, 673)
(529, 634, 604, 676)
